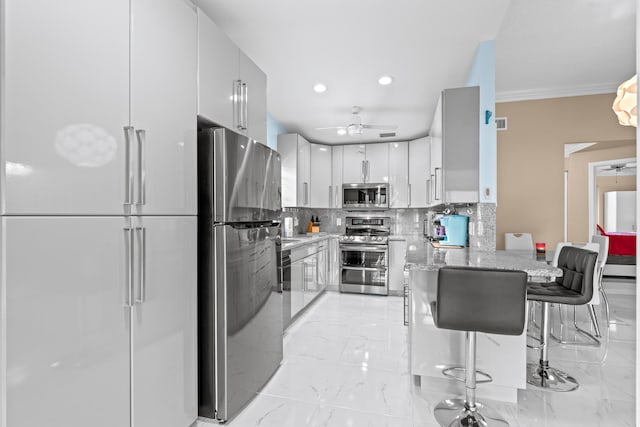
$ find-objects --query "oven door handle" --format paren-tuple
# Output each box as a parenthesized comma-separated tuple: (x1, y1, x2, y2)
(340, 245, 388, 252)
(341, 266, 387, 272)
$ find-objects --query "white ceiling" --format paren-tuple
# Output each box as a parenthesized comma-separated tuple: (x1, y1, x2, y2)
(194, 0, 636, 145)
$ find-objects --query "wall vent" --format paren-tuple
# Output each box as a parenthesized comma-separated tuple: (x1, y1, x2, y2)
(495, 117, 507, 131)
(379, 132, 396, 138)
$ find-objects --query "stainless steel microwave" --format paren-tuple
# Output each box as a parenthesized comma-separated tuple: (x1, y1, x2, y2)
(342, 183, 389, 210)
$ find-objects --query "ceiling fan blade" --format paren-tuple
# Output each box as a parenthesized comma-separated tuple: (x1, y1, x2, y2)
(361, 124, 398, 130)
(315, 126, 345, 130)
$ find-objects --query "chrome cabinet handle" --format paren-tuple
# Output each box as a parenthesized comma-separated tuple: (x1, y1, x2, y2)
(303, 182, 308, 205)
(135, 129, 146, 206)
(135, 227, 146, 304)
(124, 126, 135, 206)
(234, 80, 243, 130)
(124, 228, 134, 307)
(329, 186, 332, 207)
(434, 168, 441, 200)
(361, 161, 365, 182)
(335, 185, 339, 207)
(242, 83, 248, 131)
(366, 160, 370, 182)
(426, 178, 431, 204)
(408, 183, 411, 206)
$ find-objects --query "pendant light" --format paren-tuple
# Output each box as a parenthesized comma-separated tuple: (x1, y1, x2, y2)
(612, 74, 637, 127)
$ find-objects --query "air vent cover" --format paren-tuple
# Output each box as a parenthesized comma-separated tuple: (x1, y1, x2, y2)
(496, 117, 507, 131)
(379, 132, 396, 138)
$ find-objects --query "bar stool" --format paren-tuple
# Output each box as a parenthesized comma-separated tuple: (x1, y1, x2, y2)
(526, 246, 598, 391)
(431, 266, 528, 427)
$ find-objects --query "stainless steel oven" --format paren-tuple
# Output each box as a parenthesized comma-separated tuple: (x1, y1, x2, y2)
(339, 217, 390, 295)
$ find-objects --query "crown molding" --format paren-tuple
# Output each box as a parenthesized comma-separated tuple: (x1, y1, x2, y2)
(495, 82, 619, 103)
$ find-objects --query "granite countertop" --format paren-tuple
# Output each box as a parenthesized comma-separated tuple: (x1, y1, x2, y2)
(281, 233, 336, 250)
(405, 237, 562, 279)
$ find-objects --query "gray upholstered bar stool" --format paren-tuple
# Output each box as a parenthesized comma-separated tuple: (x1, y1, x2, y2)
(432, 266, 528, 427)
(526, 246, 598, 392)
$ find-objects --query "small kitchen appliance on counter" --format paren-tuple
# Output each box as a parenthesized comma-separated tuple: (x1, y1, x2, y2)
(439, 214, 469, 246)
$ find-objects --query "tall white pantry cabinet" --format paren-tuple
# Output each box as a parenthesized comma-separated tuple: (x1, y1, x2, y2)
(0, 1, 198, 427)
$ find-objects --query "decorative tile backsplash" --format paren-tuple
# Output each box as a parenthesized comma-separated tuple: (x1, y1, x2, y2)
(283, 203, 497, 250)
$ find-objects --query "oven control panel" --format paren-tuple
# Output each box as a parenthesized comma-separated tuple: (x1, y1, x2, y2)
(340, 235, 388, 244)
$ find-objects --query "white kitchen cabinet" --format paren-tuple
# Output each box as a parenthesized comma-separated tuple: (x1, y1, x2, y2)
(342, 143, 389, 184)
(131, 216, 197, 427)
(331, 146, 343, 208)
(278, 133, 310, 207)
(197, 8, 237, 131)
(197, 10, 267, 144)
(389, 239, 407, 293)
(131, 0, 197, 216)
(389, 142, 409, 208)
(1, 216, 197, 427)
(429, 87, 479, 204)
(409, 137, 431, 207)
(310, 144, 333, 208)
(2, 0, 197, 215)
(2, 0, 129, 215)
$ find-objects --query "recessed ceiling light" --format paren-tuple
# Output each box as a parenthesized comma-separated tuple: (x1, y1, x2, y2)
(378, 75, 393, 85)
(337, 128, 347, 135)
(313, 83, 327, 93)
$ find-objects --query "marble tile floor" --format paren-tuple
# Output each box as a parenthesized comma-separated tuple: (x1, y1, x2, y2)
(198, 277, 636, 427)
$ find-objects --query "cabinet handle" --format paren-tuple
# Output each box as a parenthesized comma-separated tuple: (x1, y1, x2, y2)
(430, 174, 435, 203)
(304, 182, 308, 205)
(135, 129, 146, 206)
(335, 185, 339, 207)
(234, 80, 243, 131)
(434, 168, 441, 200)
(366, 160, 370, 182)
(329, 186, 332, 207)
(408, 183, 411, 206)
(242, 83, 248, 131)
(124, 126, 135, 206)
(426, 179, 431, 204)
(426, 179, 430, 205)
(124, 228, 134, 307)
(361, 161, 365, 182)
(135, 227, 146, 304)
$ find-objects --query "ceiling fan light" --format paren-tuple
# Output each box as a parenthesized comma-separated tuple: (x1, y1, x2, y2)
(378, 75, 393, 85)
(612, 74, 637, 127)
(337, 128, 347, 135)
(347, 124, 362, 136)
(313, 83, 327, 93)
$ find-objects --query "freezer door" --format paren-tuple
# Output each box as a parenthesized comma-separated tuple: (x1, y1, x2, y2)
(198, 128, 281, 223)
(199, 223, 283, 422)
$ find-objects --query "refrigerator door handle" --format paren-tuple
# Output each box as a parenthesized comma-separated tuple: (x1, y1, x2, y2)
(135, 129, 146, 206)
(123, 126, 135, 206)
(123, 227, 134, 307)
(135, 226, 146, 304)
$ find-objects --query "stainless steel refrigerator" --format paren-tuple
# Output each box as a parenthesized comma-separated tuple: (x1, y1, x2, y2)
(197, 127, 283, 423)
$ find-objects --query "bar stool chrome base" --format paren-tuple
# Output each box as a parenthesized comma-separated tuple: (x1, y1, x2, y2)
(526, 362, 578, 392)
(434, 398, 509, 427)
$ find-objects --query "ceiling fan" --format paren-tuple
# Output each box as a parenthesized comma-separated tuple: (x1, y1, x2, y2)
(316, 106, 398, 137)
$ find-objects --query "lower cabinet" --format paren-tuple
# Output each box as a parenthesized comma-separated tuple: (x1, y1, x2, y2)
(1, 216, 197, 427)
(288, 239, 329, 321)
(389, 239, 407, 293)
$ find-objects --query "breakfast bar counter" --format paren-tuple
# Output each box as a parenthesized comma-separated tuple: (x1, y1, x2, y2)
(404, 238, 562, 402)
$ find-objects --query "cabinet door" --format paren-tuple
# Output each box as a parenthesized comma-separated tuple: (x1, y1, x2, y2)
(331, 146, 343, 208)
(342, 145, 366, 183)
(239, 51, 267, 144)
(302, 254, 319, 307)
(296, 137, 311, 207)
(409, 137, 431, 207)
(2, 0, 129, 214)
(365, 143, 389, 183)
(388, 240, 407, 292)
(3, 217, 130, 427)
(290, 259, 305, 318)
(309, 144, 332, 208)
(389, 142, 409, 208)
(131, 0, 197, 216)
(131, 216, 197, 427)
(316, 244, 329, 292)
(197, 8, 237, 130)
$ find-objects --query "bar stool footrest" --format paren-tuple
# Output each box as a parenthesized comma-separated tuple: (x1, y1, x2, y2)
(442, 366, 493, 384)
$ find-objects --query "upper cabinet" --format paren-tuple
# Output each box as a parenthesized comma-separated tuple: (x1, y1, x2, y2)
(389, 142, 409, 208)
(430, 86, 479, 205)
(342, 144, 389, 184)
(331, 146, 343, 208)
(1, 0, 197, 215)
(408, 137, 431, 207)
(197, 10, 267, 144)
(278, 133, 310, 208)
(309, 144, 332, 208)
